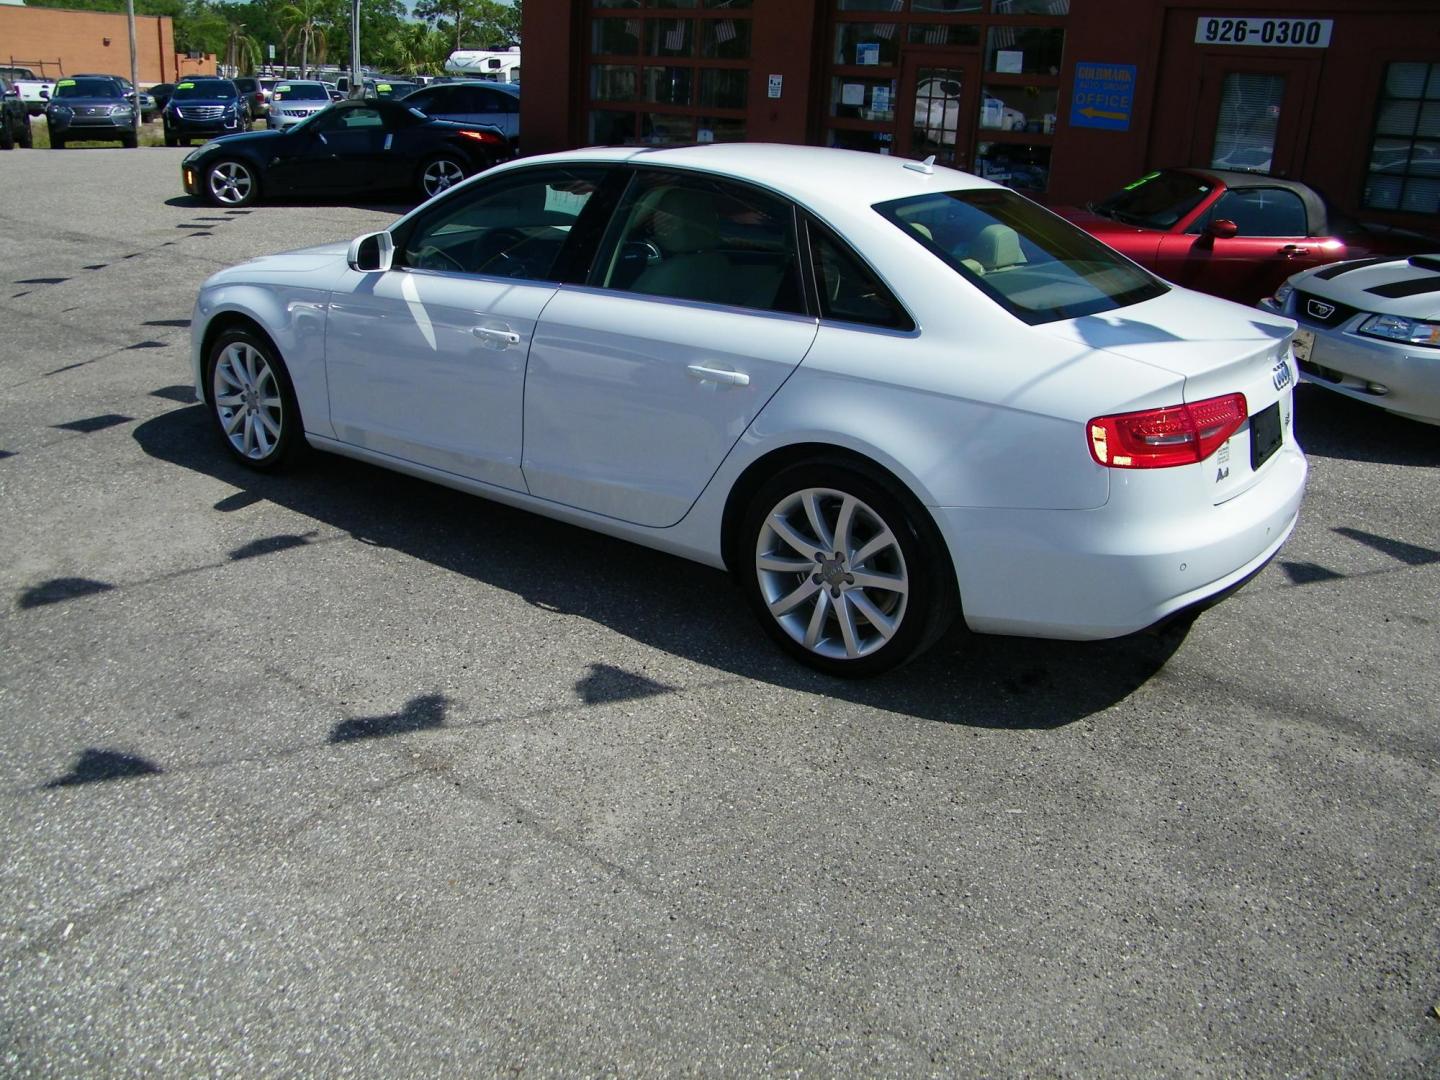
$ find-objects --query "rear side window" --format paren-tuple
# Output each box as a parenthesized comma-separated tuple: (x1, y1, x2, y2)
(876, 188, 1167, 325)
(1193, 188, 1309, 237)
(807, 220, 913, 331)
(593, 171, 806, 315)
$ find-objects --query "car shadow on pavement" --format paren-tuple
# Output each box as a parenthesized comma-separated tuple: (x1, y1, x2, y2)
(163, 195, 412, 215)
(1293, 384, 1440, 467)
(133, 406, 1190, 730)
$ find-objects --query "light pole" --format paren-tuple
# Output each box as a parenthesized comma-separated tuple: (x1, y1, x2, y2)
(350, 0, 362, 97)
(125, 0, 139, 141)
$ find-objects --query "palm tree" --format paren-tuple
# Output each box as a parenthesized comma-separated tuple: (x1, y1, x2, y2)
(381, 23, 452, 77)
(280, 0, 331, 80)
(224, 21, 262, 77)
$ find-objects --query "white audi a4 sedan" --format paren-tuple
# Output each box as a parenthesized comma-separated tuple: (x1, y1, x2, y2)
(191, 143, 1307, 675)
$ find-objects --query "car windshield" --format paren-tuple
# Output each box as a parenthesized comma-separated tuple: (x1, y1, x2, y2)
(54, 77, 121, 98)
(273, 83, 328, 101)
(1090, 170, 1213, 229)
(173, 80, 237, 100)
(876, 188, 1168, 325)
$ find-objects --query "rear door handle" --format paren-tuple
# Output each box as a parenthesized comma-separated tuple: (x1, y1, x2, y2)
(687, 364, 750, 387)
(472, 326, 521, 346)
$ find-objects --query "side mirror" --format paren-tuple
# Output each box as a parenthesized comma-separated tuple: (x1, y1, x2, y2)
(39, 88, 49, 99)
(1205, 218, 1240, 240)
(348, 231, 394, 273)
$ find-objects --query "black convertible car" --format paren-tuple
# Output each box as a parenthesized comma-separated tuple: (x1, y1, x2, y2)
(180, 98, 509, 207)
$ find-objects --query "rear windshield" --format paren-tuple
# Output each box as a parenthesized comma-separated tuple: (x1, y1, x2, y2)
(1091, 170, 1212, 229)
(876, 188, 1168, 325)
(54, 77, 122, 98)
(274, 83, 328, 101)
(173, 80, 237, 100)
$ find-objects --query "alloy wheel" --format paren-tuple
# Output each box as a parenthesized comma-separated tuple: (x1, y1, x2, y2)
(422, 158, 465, 197)
(208, 160, 254, 205)
(212, 341, 283, 461)
(754, 487, 910, 661)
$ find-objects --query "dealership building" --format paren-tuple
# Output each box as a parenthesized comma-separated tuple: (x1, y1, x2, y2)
(521, 0, 1440, 231)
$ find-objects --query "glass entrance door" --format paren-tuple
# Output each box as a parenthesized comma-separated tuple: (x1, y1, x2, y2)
(897, 54, 978, 168)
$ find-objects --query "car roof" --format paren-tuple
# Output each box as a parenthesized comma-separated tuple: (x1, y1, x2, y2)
(508, 143, 995, 212)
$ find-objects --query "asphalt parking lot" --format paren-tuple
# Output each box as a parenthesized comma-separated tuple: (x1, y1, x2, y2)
(1, 147, 1437, 1077)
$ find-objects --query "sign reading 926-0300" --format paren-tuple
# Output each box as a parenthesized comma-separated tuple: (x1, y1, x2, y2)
(1194, 17, 1333, 48)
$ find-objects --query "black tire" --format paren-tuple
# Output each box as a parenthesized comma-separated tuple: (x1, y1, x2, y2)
(49, 133, 64, 149)
(19, 118, 32, 148)
(204, 327, 305, 472)
(416, 153, 468, 201)
(203, 158, 259, 208)
(739, 462, 956, 677)
(121, 131, 138, 149)
(0, 122, 12, 150)
(164, 128, 178, 148)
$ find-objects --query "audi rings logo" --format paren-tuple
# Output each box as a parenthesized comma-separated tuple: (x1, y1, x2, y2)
(1307, 299, 1336, 320)
(1272, 357, 1293, 391)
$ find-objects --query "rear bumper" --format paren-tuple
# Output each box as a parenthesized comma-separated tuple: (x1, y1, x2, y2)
(934, 444, 1307, 639)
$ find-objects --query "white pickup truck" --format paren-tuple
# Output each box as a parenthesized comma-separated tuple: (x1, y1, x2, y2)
(1, 67, 56, 116)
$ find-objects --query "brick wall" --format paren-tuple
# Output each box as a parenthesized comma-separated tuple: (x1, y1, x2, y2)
(0, 6, 215, 85)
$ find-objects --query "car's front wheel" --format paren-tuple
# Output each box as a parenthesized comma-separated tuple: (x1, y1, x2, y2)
(417, 154, 467, 200)
(205, 158, 258, 207)
(121, 131, 137, 149)
(18, 117, 32, 148)
(49, 133, 64, 149)
(205, 328, 303, 471)
(741, 464, 954, 676)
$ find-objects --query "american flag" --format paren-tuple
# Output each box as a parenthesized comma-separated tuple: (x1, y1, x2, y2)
(923, 25, 948, 46)
(873, 23, 896, 41)
(714, 19, 737, 45)
(625, 19, 640, 37)
(665, 22, 686, 52)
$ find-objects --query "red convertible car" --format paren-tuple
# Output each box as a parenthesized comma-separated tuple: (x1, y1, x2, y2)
(1056, 168, 1433, 306)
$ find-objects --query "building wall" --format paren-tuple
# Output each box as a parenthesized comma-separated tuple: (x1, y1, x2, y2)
(0, 6, 182, 84)
(522, 0, 1440, 230)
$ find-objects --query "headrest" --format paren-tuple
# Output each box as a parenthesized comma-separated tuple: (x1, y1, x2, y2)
(650, 187, 720, 254)
(969, 223, 1024, 271)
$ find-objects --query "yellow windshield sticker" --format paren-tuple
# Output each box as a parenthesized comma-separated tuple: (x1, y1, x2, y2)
(277, 84, 292, 93)
(177, 81, 195, 90)
(57, 79, 77, 87)
(377, 83, 392, 92)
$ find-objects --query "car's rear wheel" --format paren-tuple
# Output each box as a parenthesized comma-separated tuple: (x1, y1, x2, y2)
(18, 118, 32, 148)
(418, 154, 467, 200)
(741, 463, 954, 676)
(205, 328, 303, 471)
(205, 158, 258, 207)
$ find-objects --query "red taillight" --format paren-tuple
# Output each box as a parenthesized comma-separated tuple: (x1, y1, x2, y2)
(458, 129, 502, 145)
(1088, 393, 1247, 469)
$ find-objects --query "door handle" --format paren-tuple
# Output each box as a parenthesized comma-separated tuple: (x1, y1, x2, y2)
(1279, 244, 1310, 257)
(687, 364, 750, 387)
(472, 326, 520, 346)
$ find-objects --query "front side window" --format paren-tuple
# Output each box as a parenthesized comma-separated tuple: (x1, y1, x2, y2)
(400, 167, 607, 281)
(594, 171, 805, 314)
(1193, 188, 1307, 236)
(877, 188, 1167, 324)
(315, 105, 385, 130)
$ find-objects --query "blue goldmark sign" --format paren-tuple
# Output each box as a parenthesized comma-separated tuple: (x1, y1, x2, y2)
(1070, 62, 1137, 131)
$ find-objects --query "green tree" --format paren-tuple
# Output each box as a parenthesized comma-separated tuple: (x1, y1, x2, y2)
(278, 0, 331, 78)
(413, 0, 519, 56)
